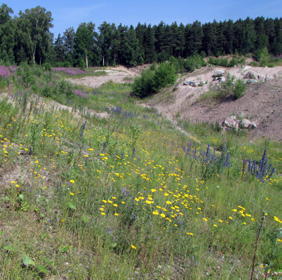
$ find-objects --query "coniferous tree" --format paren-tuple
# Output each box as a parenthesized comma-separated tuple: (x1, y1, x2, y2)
(0, 4, 15, 63)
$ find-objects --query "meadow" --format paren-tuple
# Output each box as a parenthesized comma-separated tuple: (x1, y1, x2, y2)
(0, 65, 281, 279)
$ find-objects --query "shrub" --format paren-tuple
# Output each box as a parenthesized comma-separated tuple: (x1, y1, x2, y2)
(229, 58, 238, 67)
(132, 69, 155, 98)
(132, 62, 176, 98)
(234, 79, 246, 99)
(219, 58, 229, 67)
(152, 62, 176, 92)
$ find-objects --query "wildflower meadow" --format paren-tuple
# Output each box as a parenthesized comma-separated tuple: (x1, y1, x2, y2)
(0, 65, 281, 279)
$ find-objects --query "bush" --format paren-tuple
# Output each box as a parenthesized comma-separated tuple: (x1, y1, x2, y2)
(229, 58, 238, 67)
(132, 69, 155, 98)
(215, 74, 246, 100)
(132, 62, 176, 98)
(234, 79, 246, 99)
(152, 62, 176, 92)
(219, 58, 229, 67)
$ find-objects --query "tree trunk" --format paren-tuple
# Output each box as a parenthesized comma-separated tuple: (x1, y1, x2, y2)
(85, 54, 88, 68)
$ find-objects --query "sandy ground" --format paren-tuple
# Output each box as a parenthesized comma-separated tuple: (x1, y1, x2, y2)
(143, 65, 282, 141)
(67, 64, 281, 140)
(68, 66, 141, 88)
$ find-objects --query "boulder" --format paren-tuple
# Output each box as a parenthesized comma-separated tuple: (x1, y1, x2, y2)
(239, 119, 252, 129)
(243, 71, 264, 81)
(183, 81, 198, 87)
(239, 119, 257, 129)
(212, 70, 225, 78)
(222, 117, 239, 131)
(244, 79, 258, 84)
(243, 71, 256, 79)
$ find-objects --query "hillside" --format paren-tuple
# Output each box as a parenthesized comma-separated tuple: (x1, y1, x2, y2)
(141, 65, 282, 141)
(0, 64, 281, 279)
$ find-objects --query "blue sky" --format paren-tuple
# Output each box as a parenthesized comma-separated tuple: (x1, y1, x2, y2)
(4, 0, 282, 38)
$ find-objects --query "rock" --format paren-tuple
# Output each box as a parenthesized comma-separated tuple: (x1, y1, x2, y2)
(243, 71, 256, 79)
(244, 79, 258, 84)
(183, 81, 198, 87)
(222, 117, 239, 131)
(212, 70, 225, 78)
(239, 119, 252, 128)
(239, 119, 257, 129)
(243, 71, 264, 81)
(250, 122, 257, 129)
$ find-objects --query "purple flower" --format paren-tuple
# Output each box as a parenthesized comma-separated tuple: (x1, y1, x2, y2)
(108, 226, 111, 235)
(74, 89, 87, 98)
(52, 67, 85, 75)
(0, 66, 11, 78)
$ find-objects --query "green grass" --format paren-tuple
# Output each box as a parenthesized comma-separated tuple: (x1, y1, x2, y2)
(0, 69, 281, 279)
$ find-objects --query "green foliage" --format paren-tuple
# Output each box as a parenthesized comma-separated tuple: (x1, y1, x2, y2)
(215, 73, 246, 99)
(132, 68, 155, 98)
(0, 72, 281, 279)
(132, 62, 176, 98)
(152, 62, 176, 91)
(234, 79, 247, 99)
(185, 55, 206, 72)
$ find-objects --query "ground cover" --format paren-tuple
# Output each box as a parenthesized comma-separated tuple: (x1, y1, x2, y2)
(0, 65, 281, 279)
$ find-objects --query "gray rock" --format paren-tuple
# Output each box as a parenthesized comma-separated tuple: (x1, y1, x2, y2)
(239, 119, 252, 128)
(212, 70, 225, 78)
(244, 71, 264, 81)
(244, 79, 258, 84)
(250, 122, 257, 129)
(183, 81, 198, 87)
(222, 117, 239, 131)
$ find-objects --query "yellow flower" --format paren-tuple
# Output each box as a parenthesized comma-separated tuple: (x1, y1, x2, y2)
(219, 219, 223, 223)
(274, 216, 282, 223)
(101, 212, 106, 216)
(186, 232, 194, 236)
(203, 218, 208, 222)
(213, 224, 218, 228)
(153, 210, 159, 215)
(15, 185, 20, 188)
(229, 216, 233, 220)
(69, 180, 75, 183)
(114, 213, 119, 216)
(69, 192, 74, 196)
(131, 245, 137, 250)
(11, 181, 16, 184)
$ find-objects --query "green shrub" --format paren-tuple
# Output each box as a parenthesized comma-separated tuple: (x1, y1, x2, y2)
(132, 62, 176, 98)
(132, 69, 155, 98)
(234, 79, 246, 99)
(229, 58, 238, 67)
(152, 62, 176, 92)
(219, 58, 229, 67)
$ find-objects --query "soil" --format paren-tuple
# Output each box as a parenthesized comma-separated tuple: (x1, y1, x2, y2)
(67, 65, 145, 88)
(141, 65, 282, 141)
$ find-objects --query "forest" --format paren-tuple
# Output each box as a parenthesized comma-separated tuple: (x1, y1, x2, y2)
(0, 3, 281, 67)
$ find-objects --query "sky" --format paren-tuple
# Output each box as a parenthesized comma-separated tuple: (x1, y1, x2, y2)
(3, 0, 282, 38)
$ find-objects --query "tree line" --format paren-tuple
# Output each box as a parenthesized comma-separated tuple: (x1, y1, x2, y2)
(0, 3, 281, 67)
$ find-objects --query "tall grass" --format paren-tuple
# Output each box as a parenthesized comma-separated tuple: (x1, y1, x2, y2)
(0, 66, 281, 279)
